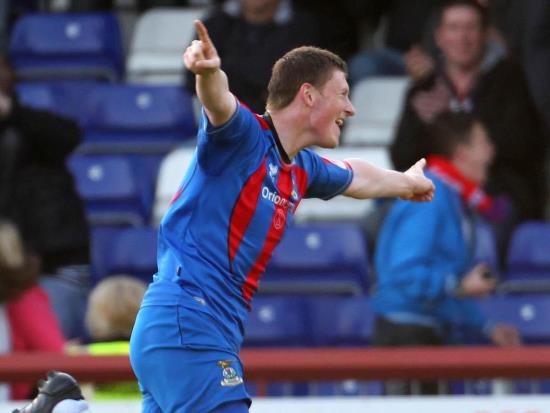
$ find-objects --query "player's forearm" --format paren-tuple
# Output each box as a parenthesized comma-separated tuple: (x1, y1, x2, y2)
(343, 158, 416, 199)
(196, 69, 236, 127)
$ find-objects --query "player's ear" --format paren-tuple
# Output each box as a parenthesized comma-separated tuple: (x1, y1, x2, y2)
(299, 83, 316, 108)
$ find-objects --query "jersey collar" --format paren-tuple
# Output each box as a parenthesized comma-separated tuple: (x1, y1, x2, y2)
(262, 112, 292, 166)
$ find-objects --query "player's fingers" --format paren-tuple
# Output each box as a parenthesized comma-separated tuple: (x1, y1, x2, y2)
(194, 57, 221, 71)
(415, 158, 427, 169)
(194, 20, 216, 55)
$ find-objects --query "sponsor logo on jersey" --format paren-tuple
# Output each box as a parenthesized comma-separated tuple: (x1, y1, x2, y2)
(218, 360, 243, 387)
(261, 186, 292, 209)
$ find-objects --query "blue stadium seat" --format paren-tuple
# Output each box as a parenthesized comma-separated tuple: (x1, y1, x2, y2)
(309, 380, 383, 396)
(308, 296, 374, 346)
(68, 154, 148, 226)
(262, 223, 369, 295)
(477, 295, 550, 343)
(80, 84, 196, 153)
(103, 226, 158, 284)
(9, 13, 124, 81)
(16, 80, 100, 124)
(500, 221, 550, 293)
(90, 225, 123, 284)
(473, 220, 500, 274)
(244, 296, 310, 347)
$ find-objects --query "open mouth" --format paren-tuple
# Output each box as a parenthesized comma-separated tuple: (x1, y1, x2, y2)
(335, 118, 344, 129)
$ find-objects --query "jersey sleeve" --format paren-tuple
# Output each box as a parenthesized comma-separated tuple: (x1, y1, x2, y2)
(196, 101, 266, 174)
(300, 149, 354, 200)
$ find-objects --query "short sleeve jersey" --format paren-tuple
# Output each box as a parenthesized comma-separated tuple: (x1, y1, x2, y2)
(148, 102, 353, 353)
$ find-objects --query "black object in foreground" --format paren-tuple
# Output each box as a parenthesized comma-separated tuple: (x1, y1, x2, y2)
(13, 371, 87, 413)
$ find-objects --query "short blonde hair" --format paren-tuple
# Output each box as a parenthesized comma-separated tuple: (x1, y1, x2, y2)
(0, 220, 25, 269)
(85, 275, 146, 341)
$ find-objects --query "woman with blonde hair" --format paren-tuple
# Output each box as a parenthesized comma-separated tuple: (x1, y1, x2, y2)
(0, 219, 65, 400)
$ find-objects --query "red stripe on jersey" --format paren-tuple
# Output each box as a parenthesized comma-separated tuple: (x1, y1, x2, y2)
(292, 165, 309, 213)
(228, 158, 267, 263)
(169, 186, 184, 206)
(253, 113, 270, 130)
(242, 168, 293, 303)
(237, 100, 269, 130)
(321, 156, 351, 170)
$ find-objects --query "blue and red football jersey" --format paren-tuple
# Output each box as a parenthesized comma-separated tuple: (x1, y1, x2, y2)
(144, 102, 353, 353)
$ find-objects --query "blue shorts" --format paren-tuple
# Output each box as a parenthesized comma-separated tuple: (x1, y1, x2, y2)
(129, 304, 251, 413)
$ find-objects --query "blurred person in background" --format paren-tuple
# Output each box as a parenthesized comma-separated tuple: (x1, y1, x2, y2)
(346, 0, 445, 85)
(185, 0, 334, 113)
(82, 275, 146, 400)
(346, 0, 513, 86)
(0, 219, 66, 400)
(390, 0, 547, 257)
(373, 112, 520, 395)
(0, 55, 91, 340)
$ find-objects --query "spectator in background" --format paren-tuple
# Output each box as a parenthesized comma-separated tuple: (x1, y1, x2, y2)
(86, 275, 146, 348)
(0, 220, 66, 400)
(373, 112, 520, 395)
(391, 0, 546, 239)
(185, 0, 332, 113)
(83, 275, 146, 400)
(0, 56, 91, 340)
(346, 0, 445, 85)
(522, 0, 550, 133)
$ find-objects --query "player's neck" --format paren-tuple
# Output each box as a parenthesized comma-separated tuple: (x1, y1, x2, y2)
(268, 109, 310, 160)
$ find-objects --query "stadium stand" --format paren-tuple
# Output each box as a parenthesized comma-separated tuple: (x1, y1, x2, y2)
(478, 295, 550, 344)
(152, 146, 196, 225)
(9, 12, 124, 81)
(126, 7, 207, 84)
(102, 225, 158, 284)
(79, 83, 197, 153)
(90, 225, 157, 284)
(500, 221, 550, 293)
(309, 380, 384, 396)
(343, 76, 409, 146)
(294, 146, 391, 222)
(16, 80, 101, 124)
(244, 296, 310, 347)
(261, 223, 369, 295)
(307, 296, 374, 346)
(68, 154, 148, 226)
(473, 219, 500, 275)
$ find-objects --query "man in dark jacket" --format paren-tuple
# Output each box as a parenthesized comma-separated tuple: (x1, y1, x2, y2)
(391, 0, 547, 225)
(0, 56, 90, 339)
(185, 0, 334, 114)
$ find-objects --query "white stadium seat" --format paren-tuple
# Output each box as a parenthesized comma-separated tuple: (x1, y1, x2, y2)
(343, 76, 409, 146)
(126, 7, 207, 84)
(152, 146, 196, 225)
(294, 147, 391, 222)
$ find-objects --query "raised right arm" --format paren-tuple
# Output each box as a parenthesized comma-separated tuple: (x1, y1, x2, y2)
(183, 20, 236, 127)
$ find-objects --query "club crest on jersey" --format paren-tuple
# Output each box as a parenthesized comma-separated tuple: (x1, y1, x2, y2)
(268, 163, 278, 180)
(218, 360, 243, 387)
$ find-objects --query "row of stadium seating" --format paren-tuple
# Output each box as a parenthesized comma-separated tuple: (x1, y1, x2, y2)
(17, 82, 197, 153)
(246, 294, 550, 346)
(243, 377, 550, 397)
(9, 9, 205, 84)
(11, 11, 407, 147)
(90, 221, 550, 295)
(67, 147, 391, 227)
